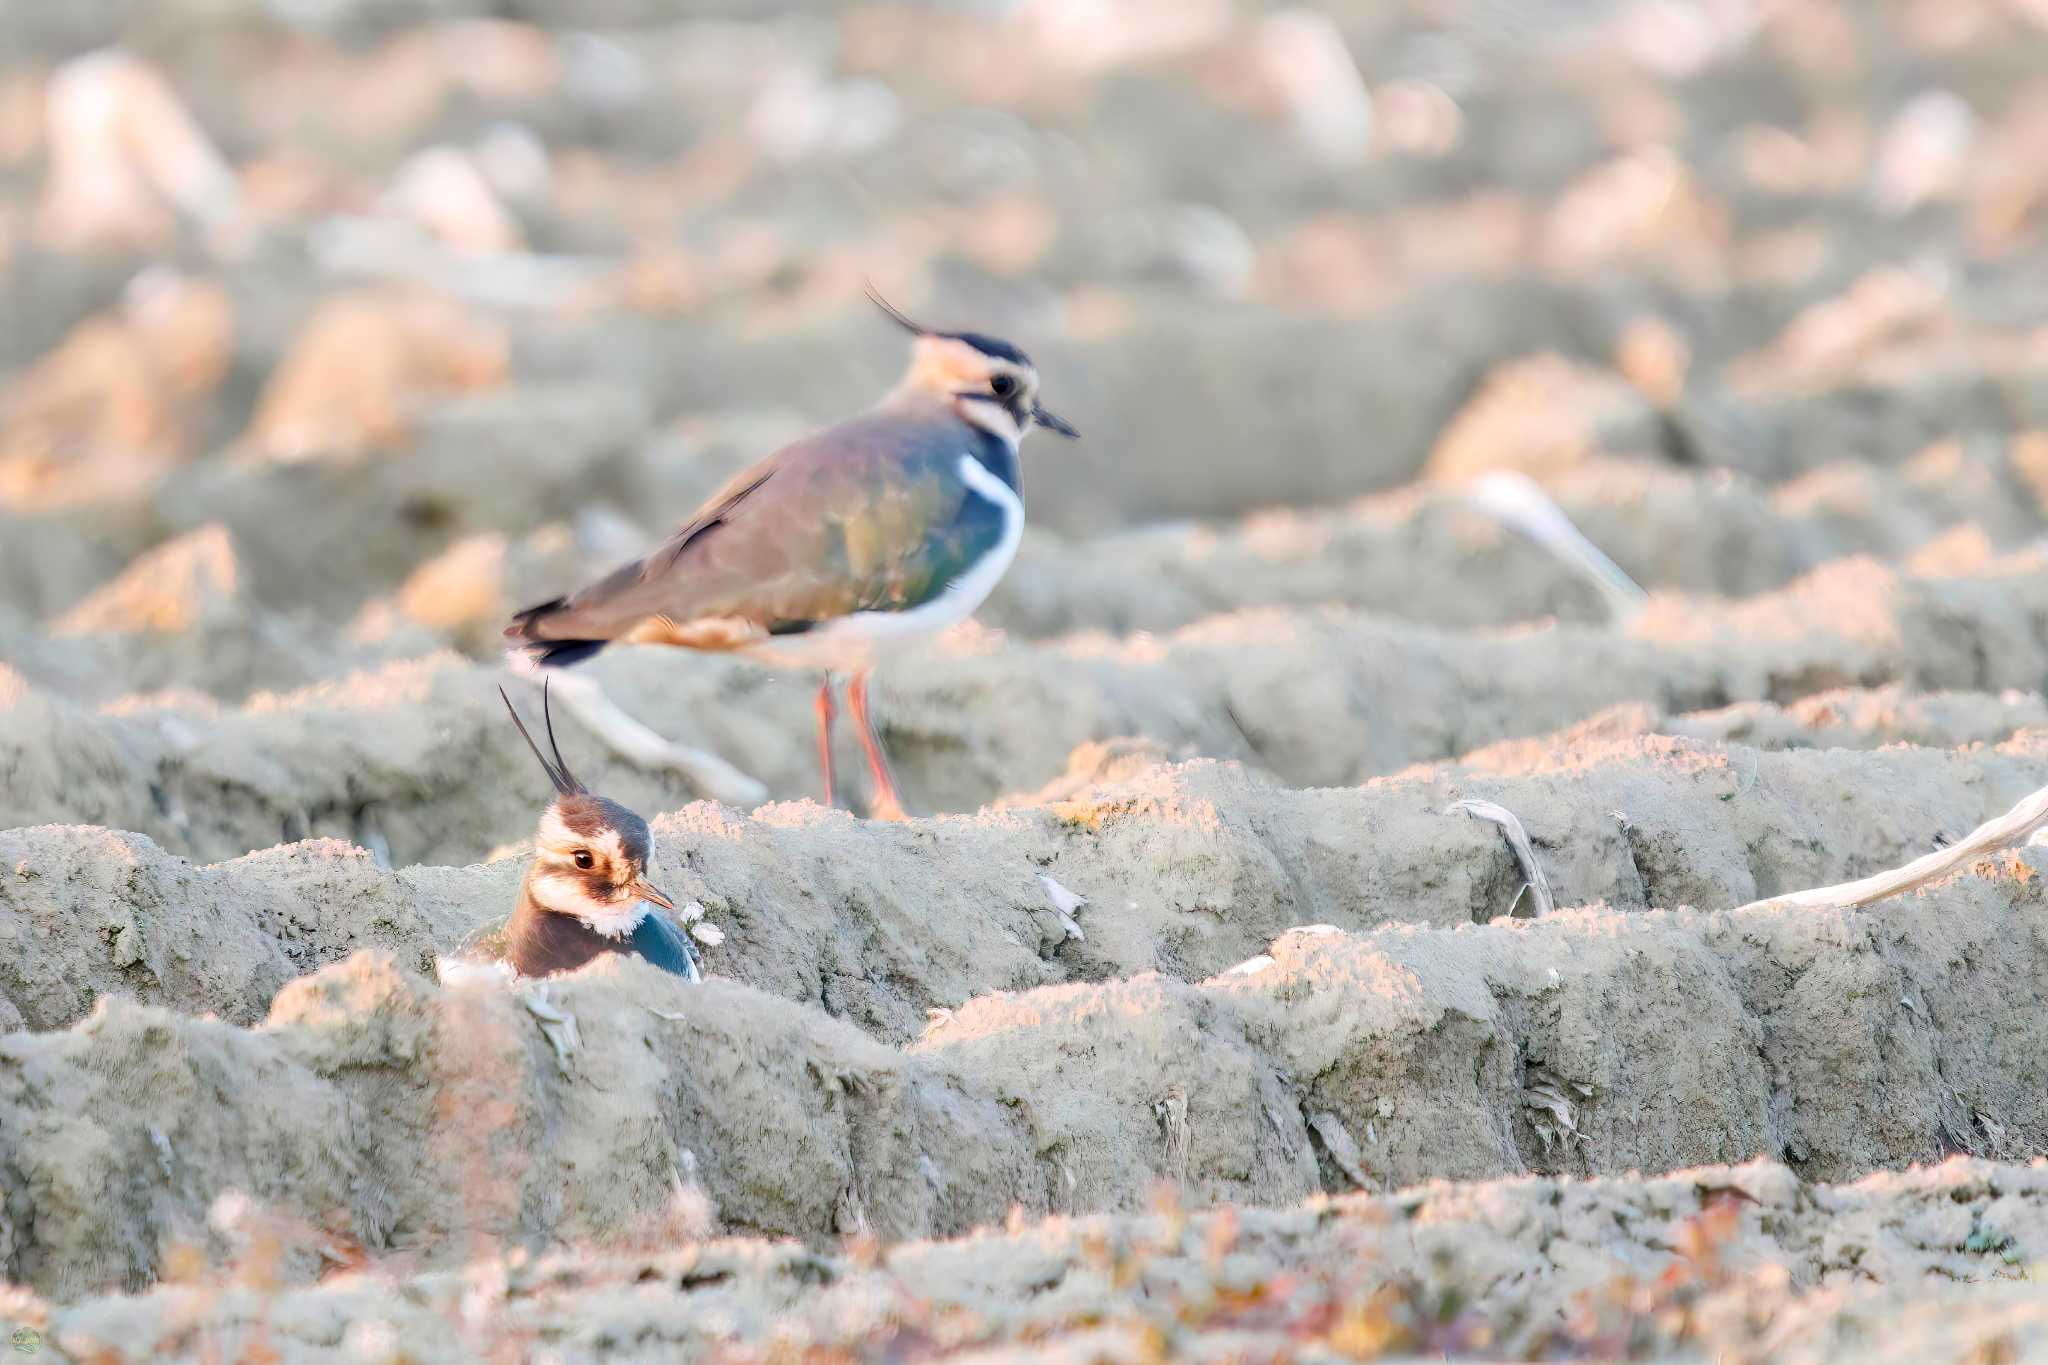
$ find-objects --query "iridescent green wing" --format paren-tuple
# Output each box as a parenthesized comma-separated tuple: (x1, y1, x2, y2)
(535, 409, 1002, 639)
(679, 414, 1008, 624)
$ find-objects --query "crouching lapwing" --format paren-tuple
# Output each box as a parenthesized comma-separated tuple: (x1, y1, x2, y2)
(500, 684, 700, 980)
(506, 289, 1078, 819)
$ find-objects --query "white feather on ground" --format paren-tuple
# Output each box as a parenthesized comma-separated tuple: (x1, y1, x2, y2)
(435, 956, 515, 989)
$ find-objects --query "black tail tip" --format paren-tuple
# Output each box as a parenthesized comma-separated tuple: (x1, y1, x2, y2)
(505, 598, 605, 668)
(523, 638, 608, 669)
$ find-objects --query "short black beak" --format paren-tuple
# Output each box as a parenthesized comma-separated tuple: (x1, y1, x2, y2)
(1032, 403, 1079, 439)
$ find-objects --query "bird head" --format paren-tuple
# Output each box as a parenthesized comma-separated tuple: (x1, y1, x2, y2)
(869, 285, 1079, 447)
(500, 684, 674, 934)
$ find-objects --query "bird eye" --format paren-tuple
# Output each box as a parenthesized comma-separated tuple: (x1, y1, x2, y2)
(572, 849, 594, 869)
(990, 374, 1017, 399)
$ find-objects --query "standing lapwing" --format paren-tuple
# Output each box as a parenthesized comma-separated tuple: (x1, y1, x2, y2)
(505, 290, 1078, 819)
(500, 684, 701, 979)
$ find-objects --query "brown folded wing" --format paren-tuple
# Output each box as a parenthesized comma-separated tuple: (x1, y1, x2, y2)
(521, 406, 979, 650)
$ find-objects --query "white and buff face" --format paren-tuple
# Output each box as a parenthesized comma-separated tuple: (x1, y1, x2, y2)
(891, 335, 1042, 446)
(524, 795, 671, 938)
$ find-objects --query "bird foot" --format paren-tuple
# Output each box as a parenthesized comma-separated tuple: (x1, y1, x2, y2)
(865, 792, 910, 822)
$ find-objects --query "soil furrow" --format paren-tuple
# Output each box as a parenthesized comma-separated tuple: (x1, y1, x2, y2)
(7, 734, 2046, 1041)
(5, 553, 2045, 865)
(3, 859, 2043, 1300)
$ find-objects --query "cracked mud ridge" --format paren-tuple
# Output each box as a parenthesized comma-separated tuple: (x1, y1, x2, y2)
(7, 0, 2048, 1360)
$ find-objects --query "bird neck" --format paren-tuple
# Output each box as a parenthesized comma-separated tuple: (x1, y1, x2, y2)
(955, 398, 1027, 448)
(965, 424, 1023, 494)
(508, 882, 619, 977)
(874, 384, 952, 421)
(868, 390, 1023, 489)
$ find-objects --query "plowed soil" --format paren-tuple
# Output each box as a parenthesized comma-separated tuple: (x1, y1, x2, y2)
(5, 2, 2048, 1361)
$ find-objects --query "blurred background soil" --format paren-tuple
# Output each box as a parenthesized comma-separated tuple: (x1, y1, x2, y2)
(6, 0, 2048, 1360)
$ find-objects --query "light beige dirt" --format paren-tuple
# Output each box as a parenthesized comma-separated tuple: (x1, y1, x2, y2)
(9, 1157, 2047, 1363)
(6, 2, 2048, 1358)
(10, 734, 2048, 1040)
(6, 550, 2047, 866)
(0, 850, 2045, 1353)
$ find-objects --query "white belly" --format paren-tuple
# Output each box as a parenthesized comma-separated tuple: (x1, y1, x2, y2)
(744, 453, 1024, 673)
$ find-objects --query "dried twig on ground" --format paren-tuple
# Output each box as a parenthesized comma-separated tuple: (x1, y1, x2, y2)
(1156, 1085, 1192, 1191)
(1307, 1111, 1372, 1189)
(1465, 471, 1649, 622)
(520, 984, 580, 1071)
(1448, 798, 1556, 917)
(1037, 873, 1088, 940)
(1738, 779, 2048, 912)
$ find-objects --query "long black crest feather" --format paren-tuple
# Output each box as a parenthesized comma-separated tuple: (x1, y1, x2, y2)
(540, 679, 581, 793)
(864, 280, 1031, 365)
(863, 280, 927, 336)
(500, 681, 584, 797)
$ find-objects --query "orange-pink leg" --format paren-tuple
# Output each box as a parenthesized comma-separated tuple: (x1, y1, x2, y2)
(847, 670, 908, 821)
(814, 674, 837, 807)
